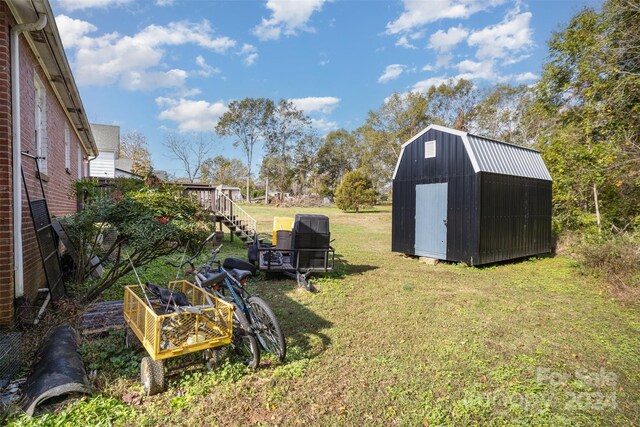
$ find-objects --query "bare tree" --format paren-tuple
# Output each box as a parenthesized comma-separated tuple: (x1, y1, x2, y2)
(163, 133, 211, 183)
(120, 130, 153, 177)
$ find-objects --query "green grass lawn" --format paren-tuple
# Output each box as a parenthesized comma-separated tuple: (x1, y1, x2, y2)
(7, 205, 640, 426)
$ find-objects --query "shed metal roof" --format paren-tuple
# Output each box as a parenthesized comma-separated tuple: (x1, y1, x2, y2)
(466, 134, 552, 181)
(392, 124, 552, 181)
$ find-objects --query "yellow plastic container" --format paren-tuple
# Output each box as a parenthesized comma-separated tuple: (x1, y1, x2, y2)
(123, 280, 233, 361)
(272, 217, 294, 245)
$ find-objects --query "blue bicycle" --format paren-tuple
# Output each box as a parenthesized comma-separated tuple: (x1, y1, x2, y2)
(169, 240, 286, 365)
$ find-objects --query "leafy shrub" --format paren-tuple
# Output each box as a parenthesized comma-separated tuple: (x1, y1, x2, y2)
(334, 170, 377, 212)
(575, 232, 640, 293)
(79, 329, 142, 378)
(64, 178, 211, 301)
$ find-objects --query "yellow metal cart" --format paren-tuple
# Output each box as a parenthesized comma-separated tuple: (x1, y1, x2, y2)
(123, 280, 233, 395)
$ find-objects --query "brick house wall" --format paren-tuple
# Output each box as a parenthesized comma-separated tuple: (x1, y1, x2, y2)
(0, 2, 13, 327)
(0, 2, 90, 326)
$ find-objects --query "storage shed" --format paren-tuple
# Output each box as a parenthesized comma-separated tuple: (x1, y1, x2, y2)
(392, 124, 552, 265)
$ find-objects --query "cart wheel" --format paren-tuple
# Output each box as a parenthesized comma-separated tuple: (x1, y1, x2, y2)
(141, 357, 165, 396)
(125, 326, 142, 351)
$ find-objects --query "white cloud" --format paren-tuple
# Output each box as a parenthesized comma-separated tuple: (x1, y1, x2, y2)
(386, 0, 505, 34)
(515, 71, 538, 82)
(456, 59, 482, 73)
(429, 26, 469, 52)
(55, 15, 97, 49)
(420, 53, 451, 72)
(121, 69, 188, 91)
(289, 96, 340, 114)
(436, 53, 453, 69)
(240, 44, 258, 66)
(468, 10, 533, 60)
(57, 0, 133, 11)
(310, 117, 338, 134)
(179, 87, 202, 97)
(155, 0, 175, 5)
(378, 64, 406, 83)
(156, 97, 227, 132)
(395, 36, 416, 49)
(455, 59, 497, 80)
(132, 21, 236, 53)
(411, 76, 452, 93)
(57, 17, 237, 90)
(194, 56, 220, 77)
(502, 53, 532, 65)
(253, 0, 327, 41)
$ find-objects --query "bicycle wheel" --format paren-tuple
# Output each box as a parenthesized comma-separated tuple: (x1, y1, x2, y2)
(247, 296, 286, 361)
(231, 306, 260, 369)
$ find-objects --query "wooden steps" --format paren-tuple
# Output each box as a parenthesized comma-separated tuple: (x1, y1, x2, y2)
(215, 214, 254, 244)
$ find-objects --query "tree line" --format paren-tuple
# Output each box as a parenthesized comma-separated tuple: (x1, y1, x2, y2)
(122, 0, 638, 234)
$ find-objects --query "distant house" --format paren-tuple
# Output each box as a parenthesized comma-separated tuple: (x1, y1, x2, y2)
(267, 191, 291, 201)
(115, 158, 138, 178)
(89, 123, 138, 178)
(0, 0, 98, 326)
(218, 185, 243, 201)
(153, 170, 169, 181)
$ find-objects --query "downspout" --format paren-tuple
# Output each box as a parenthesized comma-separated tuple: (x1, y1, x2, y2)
(11, 14, 48, 299)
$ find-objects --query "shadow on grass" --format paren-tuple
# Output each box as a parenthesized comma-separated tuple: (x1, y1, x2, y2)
(465, 252, 557, 269)
(329, 253, 378, 279)
(251, 279, 333, 361)
(340, 209, 384, 214)
(249, 254, 378, 362)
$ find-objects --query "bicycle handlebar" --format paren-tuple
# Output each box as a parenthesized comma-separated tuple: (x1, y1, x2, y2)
(164, 259, 195, 269)
(164, 231, 223, 270)
(210, 243, 223, 257)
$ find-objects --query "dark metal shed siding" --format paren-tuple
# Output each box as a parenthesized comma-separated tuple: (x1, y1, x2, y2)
(478, 173, 552, 264)
(391, 129, 479, 263)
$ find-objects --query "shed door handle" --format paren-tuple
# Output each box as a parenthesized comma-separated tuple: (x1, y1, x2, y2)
(443, 219, 448, 226)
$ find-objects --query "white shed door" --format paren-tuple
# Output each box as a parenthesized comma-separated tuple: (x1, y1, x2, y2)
(415, 183, 448, 259)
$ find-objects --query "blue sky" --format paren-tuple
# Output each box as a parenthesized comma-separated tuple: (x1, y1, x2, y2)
(53, 0, 601, 178)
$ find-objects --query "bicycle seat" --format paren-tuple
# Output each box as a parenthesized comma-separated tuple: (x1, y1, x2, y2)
(145, 282, 190, 307)
(199, 271, 227, 288)
(231, 269, 252, 281)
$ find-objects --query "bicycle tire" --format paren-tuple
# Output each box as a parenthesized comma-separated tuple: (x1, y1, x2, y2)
(231, 305, 260, 369)
(247, 296, 286, 361)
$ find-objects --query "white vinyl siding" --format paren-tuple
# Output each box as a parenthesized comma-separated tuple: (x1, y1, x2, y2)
(89, 151, 117, 178)
(34, 75, 47, 174)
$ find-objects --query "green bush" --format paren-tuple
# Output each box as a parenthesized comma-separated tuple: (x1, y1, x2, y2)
(64, 178, 211, 301)
(334, 170, 377, 212)
(575, 232, 640, 291)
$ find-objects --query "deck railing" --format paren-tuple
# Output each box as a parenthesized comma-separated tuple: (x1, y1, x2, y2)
(216, 192, 256, 241)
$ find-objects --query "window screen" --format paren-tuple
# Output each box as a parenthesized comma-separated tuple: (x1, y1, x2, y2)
(425, 140, 436, 158)
(34, 75, 47, 174)
(65, 125, 71, 170)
